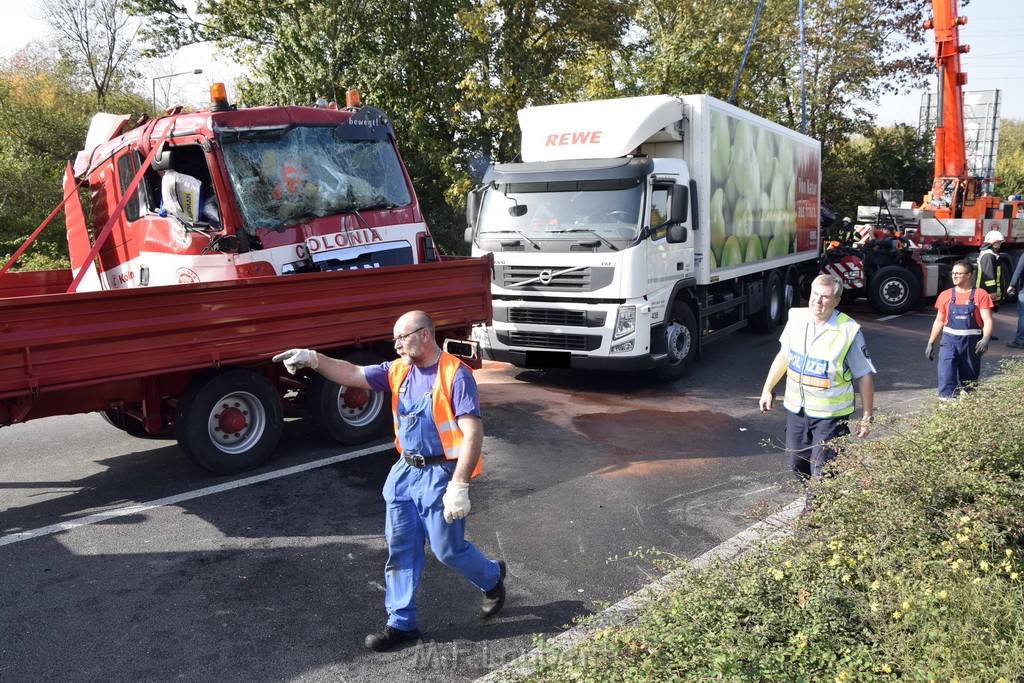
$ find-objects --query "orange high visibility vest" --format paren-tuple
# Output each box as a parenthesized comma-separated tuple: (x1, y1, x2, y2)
(387, 352, 482, 476)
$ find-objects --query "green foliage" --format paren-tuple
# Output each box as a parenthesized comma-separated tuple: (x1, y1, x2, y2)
(824, 124, 934, 221)
(0, 47, 149, 271)
(994, 118, 1024, 198)
(517, 363, 1024, 681)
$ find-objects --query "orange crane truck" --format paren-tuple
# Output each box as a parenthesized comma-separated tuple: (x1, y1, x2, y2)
(835, 0, 1021, 314)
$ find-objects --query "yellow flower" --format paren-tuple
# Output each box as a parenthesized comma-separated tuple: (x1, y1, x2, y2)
(882, 665, 892, 674)
(870, 602, 879, 613)
(1007, 549, 1015, 557)
(784, 560, 793, 568)
(902, 600, 911, 610)
(869, 580, 880, 590)
(980, 561, 990, 572)
(892, 611, 902, 621)
(771, 569, 784, 581)
(937, 590, 948, 600)
(959, 515, 971, 524)
(1011, 572, 1019, 580)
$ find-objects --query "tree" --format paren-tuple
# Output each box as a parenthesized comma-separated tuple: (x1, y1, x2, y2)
(631, 0, 936, 158)
(0, 46, 150, 269)
(823, 124, 933, 222)
(994, 118, 1024, 198)
(42, 0, 142, 106)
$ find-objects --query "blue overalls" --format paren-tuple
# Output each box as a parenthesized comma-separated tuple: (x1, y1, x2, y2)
(937, 287, 982, 397)
(381, 382, 500, 631)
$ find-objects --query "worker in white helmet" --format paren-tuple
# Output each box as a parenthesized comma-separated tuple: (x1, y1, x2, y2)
(976, 230, 1004, 318)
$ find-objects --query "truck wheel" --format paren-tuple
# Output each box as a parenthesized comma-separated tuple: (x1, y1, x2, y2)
(174, 369, 284, 475)
(100, 409, 173, 439)
(306, 350, 392, 445)
(654, 302, 697, 382)
(783, 268, 800, 316)
(751, 271, 784, 333)
(867, 265, 920, 315)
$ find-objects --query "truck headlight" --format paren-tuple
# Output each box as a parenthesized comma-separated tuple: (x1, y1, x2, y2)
(613, 305, 636, 340)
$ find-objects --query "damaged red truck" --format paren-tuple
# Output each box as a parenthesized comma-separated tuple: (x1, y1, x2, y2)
(0, 86, 492, 474)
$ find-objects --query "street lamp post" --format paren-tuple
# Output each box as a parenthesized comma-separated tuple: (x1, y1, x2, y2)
(151, 69, 204, 116)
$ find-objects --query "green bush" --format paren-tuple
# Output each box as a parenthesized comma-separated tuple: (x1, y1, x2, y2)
(519, 362, 1024, 682)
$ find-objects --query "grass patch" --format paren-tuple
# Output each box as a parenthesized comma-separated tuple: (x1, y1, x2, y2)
(515, 361, 1024, 682)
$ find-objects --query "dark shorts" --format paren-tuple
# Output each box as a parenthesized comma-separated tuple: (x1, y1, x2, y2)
(785, 410, 850, 480)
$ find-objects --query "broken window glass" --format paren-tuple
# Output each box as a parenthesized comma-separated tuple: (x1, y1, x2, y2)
(219, 125, 413, 233)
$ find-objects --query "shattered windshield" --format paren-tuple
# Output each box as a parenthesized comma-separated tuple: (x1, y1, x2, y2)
(476, 179, 643, 242)
(220, 125, 412, 232)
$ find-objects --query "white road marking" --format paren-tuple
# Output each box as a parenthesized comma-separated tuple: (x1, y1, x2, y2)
(0, 442, 393, 547)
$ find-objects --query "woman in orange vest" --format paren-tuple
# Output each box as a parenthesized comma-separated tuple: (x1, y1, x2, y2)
(273, 311, 505, 652)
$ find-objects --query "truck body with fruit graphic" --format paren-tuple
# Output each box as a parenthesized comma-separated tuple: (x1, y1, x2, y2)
(465, 94, 821, 381)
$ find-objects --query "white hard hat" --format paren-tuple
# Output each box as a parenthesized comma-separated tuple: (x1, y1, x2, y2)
(984, 229, 1004, 244)
(843, 216, 851, 223)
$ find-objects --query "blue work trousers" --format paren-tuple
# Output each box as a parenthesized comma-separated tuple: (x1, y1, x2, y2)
(785, 410, 849, 480)
(382, 459, 500, 631)
(937, 333, 981, 397)
(1013, 295, 1024, 345)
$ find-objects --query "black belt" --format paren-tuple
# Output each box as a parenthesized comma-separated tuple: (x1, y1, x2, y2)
(403, 453, 447, 467)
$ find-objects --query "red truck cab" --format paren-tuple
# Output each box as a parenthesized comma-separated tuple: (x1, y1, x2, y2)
(71, 87, 438, 290)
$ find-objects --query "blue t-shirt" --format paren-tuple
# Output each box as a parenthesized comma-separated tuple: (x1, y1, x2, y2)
(365, 359, 481, 418)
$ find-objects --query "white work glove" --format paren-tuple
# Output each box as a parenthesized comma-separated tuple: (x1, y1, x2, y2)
(975, 336, 990, 356)
(272, 348, 318, 374)
(442, 481, 471, 523)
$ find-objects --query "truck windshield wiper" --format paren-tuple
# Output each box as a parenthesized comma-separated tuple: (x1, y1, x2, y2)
(480, 229, 540, 250)
(544, 228, 619, 251)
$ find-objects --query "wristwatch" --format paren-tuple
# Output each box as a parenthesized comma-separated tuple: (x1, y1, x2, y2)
(860, 415, 874, 424)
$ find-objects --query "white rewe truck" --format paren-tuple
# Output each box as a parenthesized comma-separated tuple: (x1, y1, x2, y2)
(465, 95, 822, 381)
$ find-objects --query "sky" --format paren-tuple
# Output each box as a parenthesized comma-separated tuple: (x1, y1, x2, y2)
(0, 0, 1021, 123)
(867, 0, 1024, 126)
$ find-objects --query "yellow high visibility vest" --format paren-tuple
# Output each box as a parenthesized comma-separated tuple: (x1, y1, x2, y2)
(783, 309, 859, 418)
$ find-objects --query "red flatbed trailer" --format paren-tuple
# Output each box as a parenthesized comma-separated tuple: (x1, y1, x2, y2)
(0, 256, 493, 474)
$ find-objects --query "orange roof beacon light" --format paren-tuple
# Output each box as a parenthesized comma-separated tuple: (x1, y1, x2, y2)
(345, 89, 362, 109)
(210, 82, 231, 112)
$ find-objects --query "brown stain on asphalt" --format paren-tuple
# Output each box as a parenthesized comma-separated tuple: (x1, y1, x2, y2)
(475, 362, 758, 477)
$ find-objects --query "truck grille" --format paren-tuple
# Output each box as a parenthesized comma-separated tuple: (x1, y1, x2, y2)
(507, 308, 605, 327)
(498, 331, 601, 351)
(497, 265, 614, 292)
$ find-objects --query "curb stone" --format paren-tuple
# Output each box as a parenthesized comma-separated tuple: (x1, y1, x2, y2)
(476, 497, 806, 682)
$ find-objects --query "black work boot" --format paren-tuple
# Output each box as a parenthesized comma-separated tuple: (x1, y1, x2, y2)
(364, 625, 421, 652)
(481, 560, 506, 617)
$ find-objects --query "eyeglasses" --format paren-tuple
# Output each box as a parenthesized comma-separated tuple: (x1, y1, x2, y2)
(951, 271, 970, 276)
(393, 327, 425, 344)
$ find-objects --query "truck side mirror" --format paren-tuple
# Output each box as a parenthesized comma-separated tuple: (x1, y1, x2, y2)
(670, 183, 689, 224)
(466, 188, 481, 231)
(665, 184, 690, 243)
(151, 143, 172, 171)
(464, 226, 474, 244)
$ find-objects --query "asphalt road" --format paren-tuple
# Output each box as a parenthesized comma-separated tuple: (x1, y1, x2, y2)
(2, 301, 1021, 682)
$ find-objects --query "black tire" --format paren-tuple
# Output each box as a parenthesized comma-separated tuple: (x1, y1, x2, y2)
(866, 265, 920, 315)
(174, 369, 284, 475)
(306, 350, 392, 445)
(751, 271, 784, 333)
(100, 408, 173, 439)
(783, 268, 800, 317)
(654, 302, 698, 382)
